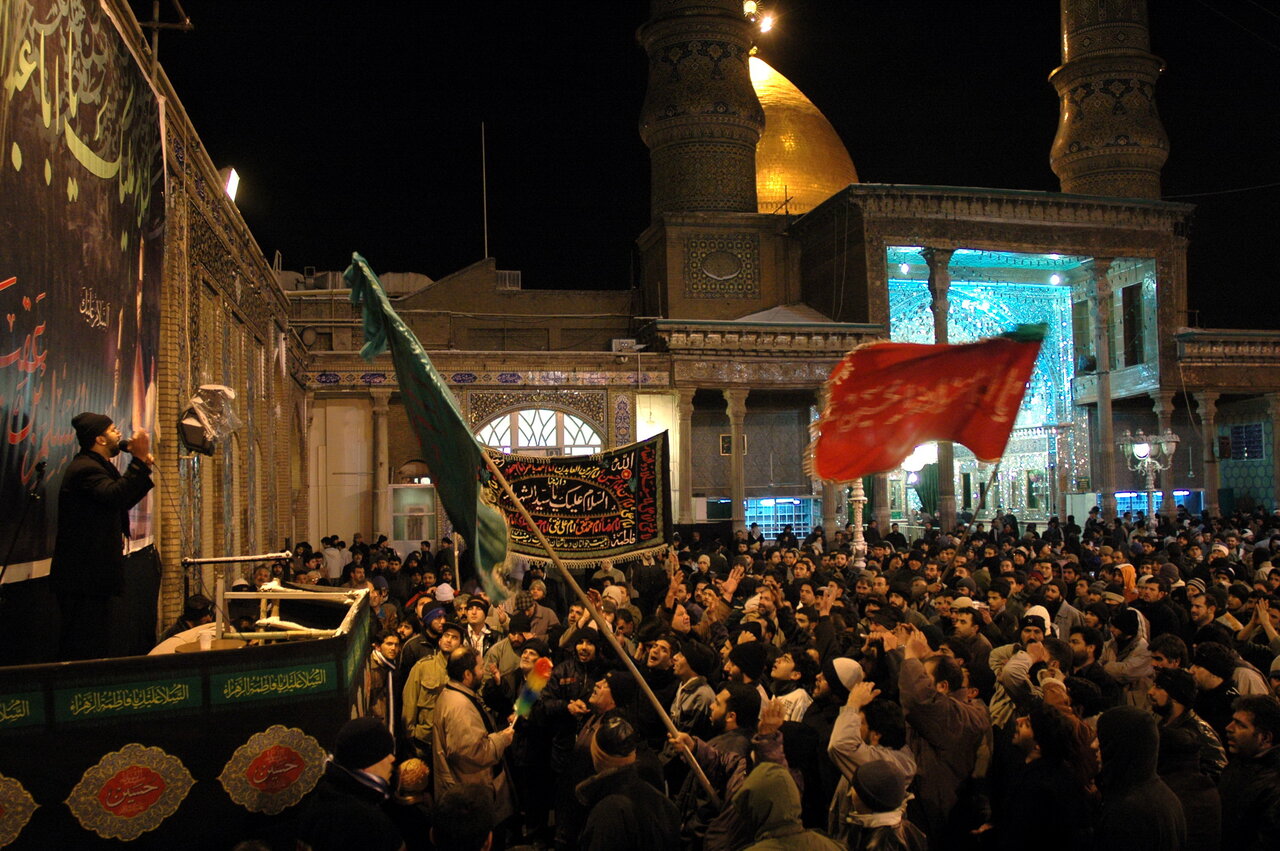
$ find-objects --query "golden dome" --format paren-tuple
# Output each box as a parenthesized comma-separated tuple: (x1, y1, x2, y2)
(750, 56, 857, 215)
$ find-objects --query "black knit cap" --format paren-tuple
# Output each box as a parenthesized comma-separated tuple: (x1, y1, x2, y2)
(1154, 667, 1197, 708)
(728, 640, 769, 682)
(72, 412, 112, 450)
(681, 641, 719, 679)
(333, 717, 394, 771)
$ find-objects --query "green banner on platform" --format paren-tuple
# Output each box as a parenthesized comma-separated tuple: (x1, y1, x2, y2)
(55, 678, 202, 722)
(211, 663, 336, 706)
(0, 692, 43, 730)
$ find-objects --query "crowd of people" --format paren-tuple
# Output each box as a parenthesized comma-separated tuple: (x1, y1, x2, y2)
(287, 509, 1280, 851)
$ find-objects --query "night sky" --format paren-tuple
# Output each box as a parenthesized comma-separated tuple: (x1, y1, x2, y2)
(133, 1, 1279, 328)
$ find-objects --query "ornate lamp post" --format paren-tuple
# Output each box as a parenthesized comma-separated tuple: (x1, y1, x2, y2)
(1118, 428, 1179, 531)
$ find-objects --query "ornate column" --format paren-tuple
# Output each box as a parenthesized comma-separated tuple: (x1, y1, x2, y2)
(1050, 0, 1168, 198)
(1151, 390, 1177, 522)
(371, 390, 391, 539)
(1195, 392, 1221, 519)
(1088, 258, 1118, 520)
(724, 388, 749, 529)
(923, 247, 957, 532)
(677, 387, 696, 524)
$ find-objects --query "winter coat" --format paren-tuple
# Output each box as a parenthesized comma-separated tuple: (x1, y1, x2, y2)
(1095, 706, 1186, 851)
(1218, 744, 1280, 851)
(431, 681, 514, 822)
(1102, 635, 1154, 709)
(50, 452, 153, 597)
(297, 761, 404, 851)
(734, 763, 843, 851)
(575, 763, 680, 851)
(898, 656, 989, 838)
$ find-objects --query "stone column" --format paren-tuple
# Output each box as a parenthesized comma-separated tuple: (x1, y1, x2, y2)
(1195, 391, 1221, 519)
(677, 387, 697, 524)
(371, 390, 391, 540)
(873, 473, 891, 531)
(1269, 395, 1280, 514)
(1151, 390, 1177, 522)
(724, 388, 749, 529)
(923, 247, 957, 532)
(1088, 258, 1118, 520)
(816, 388, 841, 539)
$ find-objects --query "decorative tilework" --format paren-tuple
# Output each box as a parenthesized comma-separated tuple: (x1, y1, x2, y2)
(467, 390, 606, 433)
(683, 233, 760, 298)
(614, 395, 632, 445)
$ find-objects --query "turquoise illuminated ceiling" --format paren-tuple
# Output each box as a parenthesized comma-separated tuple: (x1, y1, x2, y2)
(886, 247, 1076, 428)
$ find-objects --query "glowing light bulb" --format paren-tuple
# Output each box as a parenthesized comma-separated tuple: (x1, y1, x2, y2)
(899, 263, 910, 275)
(743, 1, 758, 16)
(1050, 273, 1061, 285)
(760, 14, 774, 32)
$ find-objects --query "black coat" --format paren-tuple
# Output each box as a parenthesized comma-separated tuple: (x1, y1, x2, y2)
(1096, 706, 1187, 851)
(576, 763, 681, 851)
(50, 451, 153, 597)
(297, 762, 404, 851)
(1218, 746, 1280, 851)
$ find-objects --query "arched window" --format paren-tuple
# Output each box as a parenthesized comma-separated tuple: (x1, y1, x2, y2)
(476, 408, 602, 457)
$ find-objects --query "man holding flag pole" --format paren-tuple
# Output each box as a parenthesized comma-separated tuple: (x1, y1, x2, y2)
(344, 253, 724, 812)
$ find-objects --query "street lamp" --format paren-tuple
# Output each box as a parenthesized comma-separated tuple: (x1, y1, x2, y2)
(1117, 428, 1179, 531)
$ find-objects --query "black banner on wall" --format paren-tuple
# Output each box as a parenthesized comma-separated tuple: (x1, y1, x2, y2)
(0, 0, 164, 580)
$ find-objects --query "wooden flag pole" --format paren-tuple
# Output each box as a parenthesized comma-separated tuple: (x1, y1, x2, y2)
(973, 460, 1003, 527)
(479, 451, 722, 808)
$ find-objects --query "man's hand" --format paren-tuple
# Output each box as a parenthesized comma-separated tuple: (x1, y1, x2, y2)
(902, 629, 930, 661)
(1025, 641, 1049, 665)
(497, 724, 516, 746)
(128, 428, 153, 465)
(847, 680, 880, 710)
(722, 565, 745, 599)
(757, 698, 786, 737)
(669, 731, 695, 753)
(567, 699, 590, 717)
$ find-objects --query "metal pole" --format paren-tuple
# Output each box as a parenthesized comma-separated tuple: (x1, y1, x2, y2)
(479, 451, 721, 808)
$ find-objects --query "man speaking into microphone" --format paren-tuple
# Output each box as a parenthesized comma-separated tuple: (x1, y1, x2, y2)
(50, 412, 155, 661)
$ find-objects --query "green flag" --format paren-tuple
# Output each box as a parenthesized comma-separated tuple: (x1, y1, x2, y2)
(345, 253, 510, 602)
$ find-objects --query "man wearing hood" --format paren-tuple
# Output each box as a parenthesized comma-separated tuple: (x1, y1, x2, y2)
(1095, 706, 1186, 851)
(730, 763, 843, 850)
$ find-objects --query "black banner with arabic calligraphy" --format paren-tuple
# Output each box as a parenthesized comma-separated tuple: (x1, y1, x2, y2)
(485, 433, 672, 566)
(0, 0, 164, 579)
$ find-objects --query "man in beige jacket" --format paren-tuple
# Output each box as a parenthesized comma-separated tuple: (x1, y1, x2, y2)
(432, 646, 516, 827)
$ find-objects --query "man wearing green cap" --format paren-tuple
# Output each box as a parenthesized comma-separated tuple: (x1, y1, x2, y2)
(50, 411, 154, 661)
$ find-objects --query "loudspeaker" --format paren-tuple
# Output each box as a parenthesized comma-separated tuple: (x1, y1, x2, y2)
(178, 385, 240, 456)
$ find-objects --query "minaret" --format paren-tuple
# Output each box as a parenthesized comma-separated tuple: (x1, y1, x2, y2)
(1049, 0, 1168, 199)
(638, 0, 764, 218)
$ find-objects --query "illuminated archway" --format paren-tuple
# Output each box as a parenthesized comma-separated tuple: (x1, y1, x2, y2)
(476, 408, 602, 457)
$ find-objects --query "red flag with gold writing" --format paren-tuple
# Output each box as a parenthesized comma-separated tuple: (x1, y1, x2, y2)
(812, 326, 1045, 481)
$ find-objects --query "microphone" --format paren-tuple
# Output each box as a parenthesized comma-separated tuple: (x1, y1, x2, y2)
(119, 438, 130, 453)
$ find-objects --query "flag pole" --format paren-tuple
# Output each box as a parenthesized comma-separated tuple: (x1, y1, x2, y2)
(479, 451, 721, 808)
(973, 459, 1003, 527)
